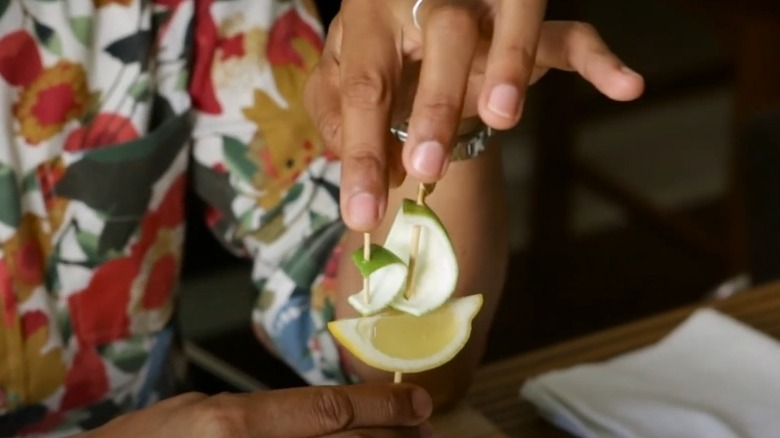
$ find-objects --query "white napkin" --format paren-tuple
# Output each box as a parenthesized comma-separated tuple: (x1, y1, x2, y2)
(520, 309, 780, 438)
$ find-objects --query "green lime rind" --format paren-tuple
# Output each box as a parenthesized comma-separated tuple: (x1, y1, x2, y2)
(387, 199, 459, 316)
(347, 262, 408, 316)
(350, 244, 405, 278)
(401, 199, 452, 240)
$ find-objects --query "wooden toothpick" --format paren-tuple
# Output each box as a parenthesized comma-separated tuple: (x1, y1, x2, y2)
(404, 182, 435, 299)
(362, 233, 371, 303)
(395, 182, 436, 385)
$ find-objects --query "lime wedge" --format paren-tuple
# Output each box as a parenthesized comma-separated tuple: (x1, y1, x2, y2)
(386, 199, 459, 316)
(347, 245, 408, 316)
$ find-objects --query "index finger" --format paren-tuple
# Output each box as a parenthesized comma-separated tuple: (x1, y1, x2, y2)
(338, 1, 401, 231)
(403, 3, 480, 182)
(479, 0, 547, 129)
(249, 384, 432, 437)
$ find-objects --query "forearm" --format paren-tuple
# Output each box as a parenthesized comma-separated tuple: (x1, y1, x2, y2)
(336, 141, 509, 408)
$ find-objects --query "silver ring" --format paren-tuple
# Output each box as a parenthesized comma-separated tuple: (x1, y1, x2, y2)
(412, 0, 425, 30)
(390, 117, 494, 162)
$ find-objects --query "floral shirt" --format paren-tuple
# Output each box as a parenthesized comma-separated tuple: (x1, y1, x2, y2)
(0, 0, 348, 436)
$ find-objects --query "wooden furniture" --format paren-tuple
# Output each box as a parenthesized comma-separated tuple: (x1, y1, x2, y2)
(525, 1, 780, 295)
(466, 281, 780, 437)
(430, 404, 509, 438)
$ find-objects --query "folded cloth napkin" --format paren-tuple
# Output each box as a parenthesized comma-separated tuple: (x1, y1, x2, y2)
(520, 309, 780, 438)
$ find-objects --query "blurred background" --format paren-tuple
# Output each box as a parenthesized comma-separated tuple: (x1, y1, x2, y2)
(176, 0, 780, 391)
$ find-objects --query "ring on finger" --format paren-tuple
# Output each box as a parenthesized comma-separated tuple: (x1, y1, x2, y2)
(412, 0, 426, 30)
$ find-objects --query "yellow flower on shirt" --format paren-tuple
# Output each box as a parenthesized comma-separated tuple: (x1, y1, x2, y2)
(15, 61, 89, 145)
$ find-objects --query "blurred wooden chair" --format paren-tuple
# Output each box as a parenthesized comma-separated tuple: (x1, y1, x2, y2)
(524, 0, 780, 293)
(742, 108, 780, 286)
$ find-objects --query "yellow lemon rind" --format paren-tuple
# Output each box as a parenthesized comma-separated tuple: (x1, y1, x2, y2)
(327, 294, 483, 374)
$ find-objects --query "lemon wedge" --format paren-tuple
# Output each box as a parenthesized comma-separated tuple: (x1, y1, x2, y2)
(327, 294, 483, 373)
(385, 200, 459, 316)
(347, 244, 408, 316)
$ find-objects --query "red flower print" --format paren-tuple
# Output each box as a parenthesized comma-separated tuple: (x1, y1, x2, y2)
(0, 260, 16, 328)
(59, 347, 109, 410)
(153, 175, 187, 229)
(205, 205, 222, 229)
(267, 8, 323, 69)
(323, 244, 341, 280)
(14, 61, 89, 144)
(212, 162, 227, 174)
(16, 239, 44, 286)
(68, 256, 136, 346)
(189, 0, 222, 114)
(64, 113, 140, 152)
(154, 0, 183, 6)
(4, 214, 48, 301)
(141, 254, 177, 309)
(35, 158, 70, 234)
(153, 0, 185, 43)
(36, 158, 66, 209)
(219, 33, 245, 61)
(68, 176, 186, 346)
(21, 310, 47, 338)
(0, 30, 43, 87)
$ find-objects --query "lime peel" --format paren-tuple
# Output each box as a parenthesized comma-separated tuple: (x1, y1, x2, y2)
(387, 199, 459, 316)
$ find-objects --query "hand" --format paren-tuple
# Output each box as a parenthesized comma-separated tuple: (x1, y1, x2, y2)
(304, 0, 645, 232)
(82, 383, 433, 438)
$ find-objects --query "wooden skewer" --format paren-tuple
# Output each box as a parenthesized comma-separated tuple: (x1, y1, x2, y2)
(404, 182, 434, 299)
(362, 233, 371, 303)
(396, 182, 436, 384)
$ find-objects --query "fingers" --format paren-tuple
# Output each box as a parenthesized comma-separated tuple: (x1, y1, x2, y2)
(323, 423, 433, 438)
(305, 18, 344, 152)
(403, 3, 480, 182)
(154, 392, 208, 409)
(246, 384, 432, 437)
(387, 131, 407, 188)
(306, 56, 343, 152)
(338, 1, 400, 231)
(479, 0, 547, 129)
(534, 21, 644, 101)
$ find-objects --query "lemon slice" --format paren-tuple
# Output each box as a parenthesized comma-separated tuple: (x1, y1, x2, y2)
(328, 294, 483, 373)
(386, 200, 459, 316)
(348, 244, 408, 316)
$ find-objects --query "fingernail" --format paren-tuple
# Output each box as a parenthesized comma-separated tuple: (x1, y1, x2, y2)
(488, 83, 521, 119)
(420, 421, 434, 438)
(621, 65, 641, 77)
(347, 192, 378, 229)
(411, 141, 446, 178)
(411, 388, 433, 419)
